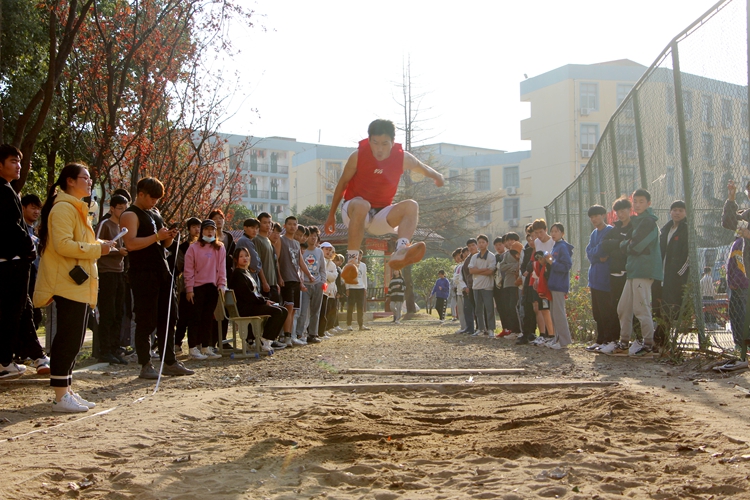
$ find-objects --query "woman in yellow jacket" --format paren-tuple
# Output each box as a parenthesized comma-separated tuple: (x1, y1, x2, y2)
(34, 163, 116, 413)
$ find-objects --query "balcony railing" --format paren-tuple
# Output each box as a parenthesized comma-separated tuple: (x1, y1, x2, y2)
(248, 162, 289, 174)
(247, 190, 289, 201)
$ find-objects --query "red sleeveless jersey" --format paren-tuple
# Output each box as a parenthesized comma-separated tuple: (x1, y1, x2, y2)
(343, 139, 404, 208)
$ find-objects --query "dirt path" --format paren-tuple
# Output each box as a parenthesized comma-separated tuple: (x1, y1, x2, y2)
(2, 318, 750, 499)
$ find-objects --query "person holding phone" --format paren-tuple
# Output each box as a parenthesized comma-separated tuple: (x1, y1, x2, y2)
(121, 177, 194, 380)
(34, 163, 117, 412)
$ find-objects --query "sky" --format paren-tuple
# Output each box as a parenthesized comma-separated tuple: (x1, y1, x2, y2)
(219, 0, 722, 153)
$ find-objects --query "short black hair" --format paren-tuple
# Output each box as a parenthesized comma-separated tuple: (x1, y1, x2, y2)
(257, 211, 272, 222)
(493, 236, 503, 245)
(367, 119, 396, 140)
(113, 188, 131, 202)
(551, 222, 565, 234)
(136, 177, 164, 198)
(587, 205, 607, 217)
(632, 188, 651, 202)
(272, 222, 282, 232)
(21, 194, 42, 208)
(505, 232, 520, 242)
(109, 194, 128, 208)
(670, 200, 686, 210)
(438, 270, 445, 275)
(477, 234, 489, 243)
(243, 218, 260, 228)
(285, 215, 297, 223)
(612, 196, 632, 212)
(185, 217, 201, 229)
(0, 144, 22, 163)
(466, 238, 478, 246)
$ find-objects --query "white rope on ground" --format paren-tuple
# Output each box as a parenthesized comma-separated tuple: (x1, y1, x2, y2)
(5, 232, 183, 441)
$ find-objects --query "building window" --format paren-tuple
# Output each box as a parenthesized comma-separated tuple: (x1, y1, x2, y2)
(617, 83, 633, 106)
(667, 166, 675, 197)
(702, 133, 714, 162)
(326, 194, 333, 205)
(666, 126, 675, 156)
(683, 90, 693, 120)
(476, 206, 491, 224)
(702, 171, 714, 199)
(503, 166, 519, 188)
(475, 169, 491, 191)
(580, 124, 599, 153)
(686, 130, 693, 158)
(666, 85, 675, 115)
(722, 98, 733, 128)
(503, 198, 520, 221)
(325, 162, 342, 185)
(620, 165, 637, 196)
(742, 140, 749, 166)
(723, 136, 734, 166)
(448, 168, 460, 190)
(580, 83, 599, 111)
(743, 105, 749, 128)
(617, 125, 636, 158)
(701, 95, 714, 126)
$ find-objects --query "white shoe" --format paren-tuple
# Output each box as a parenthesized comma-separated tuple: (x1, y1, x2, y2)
(52, 393, 88, 413)
(347, 326, 353, 331)
(598, 341, 618, 354)
(149, 350, 160, 359)
(32, 357, 51, 374)
(548, 342, 564, 350)
(261, 339, 273, 352)
(284, 336, 294, 347)
(70, 392, 96, 409)
(585, 343, 600, 352)
(0, 362, 26, 379)
(628, 340, 644, 356)
(334, 326, 344, 333)
(201, 347, 222, 359)
(189, 347, 207, 360)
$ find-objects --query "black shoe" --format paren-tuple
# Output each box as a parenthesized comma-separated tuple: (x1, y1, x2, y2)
(98, 353, 121, 365)
(139, 363, 159, 380)
(163, 361, 195, 376)
(270, 341, 287, 350)
(307, 336, 321, 344)
(516, 336, 531, 345)
(113, 353, 129, 365)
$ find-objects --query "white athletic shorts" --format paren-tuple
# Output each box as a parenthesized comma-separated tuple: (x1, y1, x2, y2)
(341, 197, 397, 236)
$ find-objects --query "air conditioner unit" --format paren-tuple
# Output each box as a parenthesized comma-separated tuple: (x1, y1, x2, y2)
(506, 187, 517, 196)
(580, 108, 590, 116)
(325, 182, 334, 191)
(508, 219, 519, 227)
(581, 149, 594, 158)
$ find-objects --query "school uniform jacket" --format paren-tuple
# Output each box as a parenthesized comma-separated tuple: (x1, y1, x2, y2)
(659, 219, 689, 306)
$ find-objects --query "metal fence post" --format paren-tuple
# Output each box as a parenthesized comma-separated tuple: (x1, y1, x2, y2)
(609, 127, 621, 196)
(672, 41, 707, 347)
(578, 179, 587, 283)
(633, 90, 648, 188)
(596, 149, 606, 206)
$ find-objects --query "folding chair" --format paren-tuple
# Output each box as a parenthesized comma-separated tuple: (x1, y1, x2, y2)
(216, 290, 271, 358)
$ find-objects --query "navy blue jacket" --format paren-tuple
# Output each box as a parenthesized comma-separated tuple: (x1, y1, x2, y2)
(547, 239, 574, 293)
(586, 225, 613, 292)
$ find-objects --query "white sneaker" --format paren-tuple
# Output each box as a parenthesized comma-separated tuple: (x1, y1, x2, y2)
(585, 343, 600, 352)
(149, 350, 160, 359)
(261, 339, 273, 352)
(0, 362, 26, 379)
(628, 340, 644, 356)
(32, 357, 51, 374)
(598, 341, 618, 354)
(201, 347, 221, 359)
(471, 330, 483, 337)
(189, 347, 207, 360)
(70, 392, 96, 409)
(548, 342, 564, 350)
(347, 326, 353, 331)
(284, 336, 293, 347)
(52, 393, 88, 413)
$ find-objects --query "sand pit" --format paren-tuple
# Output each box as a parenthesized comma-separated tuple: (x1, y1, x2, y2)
(2, 319, 750, 499)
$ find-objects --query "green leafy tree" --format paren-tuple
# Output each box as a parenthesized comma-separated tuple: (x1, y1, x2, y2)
(410, 257, 454, 305)
(299, 203, 341, 227)
(225, 204, 255, 230)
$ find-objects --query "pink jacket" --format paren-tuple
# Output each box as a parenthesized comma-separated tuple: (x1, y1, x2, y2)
(184, 242, 227, 293)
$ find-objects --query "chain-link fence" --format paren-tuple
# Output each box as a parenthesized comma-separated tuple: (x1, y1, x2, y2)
(545, 0, 749, 352)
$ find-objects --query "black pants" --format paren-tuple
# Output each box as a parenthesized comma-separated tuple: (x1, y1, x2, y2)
(0, 260, 44, 365)
(247, 302, 288, 340)
(130, 270, 176, 366)
(28, 264, 42, 329)
(500, 287, 521, 333)
(521, 286, 537, 337)
(347, 288, 365, 327)
(435, 297, 447, 320)
(493, 287, 505, 326)
(463, 290, 476, 333)
(325, 296, 338, 330)
(591, 287, 619, 344)
(98, 272, 126, 356)
(174, 292, 190, 347)
(190, 284, 219, 348)
(50, 296, 89, 388)
(318, 296, 329, 336)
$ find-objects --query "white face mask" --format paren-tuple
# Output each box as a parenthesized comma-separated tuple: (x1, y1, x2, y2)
(202, 236, 216, 243)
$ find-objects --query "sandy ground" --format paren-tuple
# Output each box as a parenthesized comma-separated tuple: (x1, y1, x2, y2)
(2, 317, 750, 499)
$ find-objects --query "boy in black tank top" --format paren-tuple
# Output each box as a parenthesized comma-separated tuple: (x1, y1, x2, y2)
(121, 178, 194, 379)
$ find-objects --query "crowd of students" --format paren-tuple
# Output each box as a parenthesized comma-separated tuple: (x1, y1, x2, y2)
(443, 186, 749, 364)
(3, 138, 750, 412)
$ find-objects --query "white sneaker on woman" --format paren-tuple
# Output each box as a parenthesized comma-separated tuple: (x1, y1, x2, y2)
(52, 393, 88, 413)
(70, 392, 96, 409)
(201, 347, 222, 359)
(189, 347, 207, 360)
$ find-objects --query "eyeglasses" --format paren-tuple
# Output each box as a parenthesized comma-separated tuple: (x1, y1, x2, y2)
(78, 176, 92, 182)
